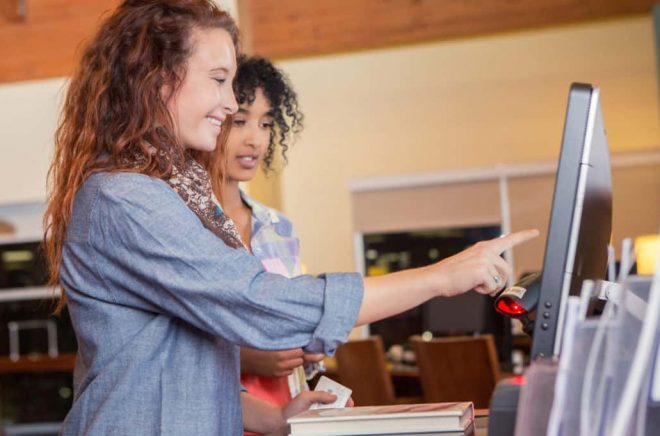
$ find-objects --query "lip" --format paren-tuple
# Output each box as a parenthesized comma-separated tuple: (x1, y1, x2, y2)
(206, 115, 224, 132)
(235, 155, 260, 170)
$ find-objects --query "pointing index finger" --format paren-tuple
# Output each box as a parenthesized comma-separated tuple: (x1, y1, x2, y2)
(488, 229, 540, 254)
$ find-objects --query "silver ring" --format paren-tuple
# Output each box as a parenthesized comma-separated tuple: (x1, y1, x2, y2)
(493, 275, 501, 286)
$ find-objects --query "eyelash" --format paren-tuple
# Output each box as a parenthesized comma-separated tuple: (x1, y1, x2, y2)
(213, 78, 226, 85)
(232, 120, 274, 129)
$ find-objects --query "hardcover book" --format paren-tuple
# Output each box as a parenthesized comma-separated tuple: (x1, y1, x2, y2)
(288, 402, 474, 436)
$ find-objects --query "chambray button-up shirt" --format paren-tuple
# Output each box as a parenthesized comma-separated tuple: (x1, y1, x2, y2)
(59, 173, 363, 435)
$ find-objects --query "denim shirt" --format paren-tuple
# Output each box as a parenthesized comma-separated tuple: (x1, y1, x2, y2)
(59, 172, 363, 435)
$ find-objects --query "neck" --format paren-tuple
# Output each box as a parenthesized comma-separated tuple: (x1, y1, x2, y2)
(220, 179, 244, 214)
(220, 178, 253, 250)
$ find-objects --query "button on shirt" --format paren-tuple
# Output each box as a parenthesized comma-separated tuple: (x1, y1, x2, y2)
(59, 173, 363, 435)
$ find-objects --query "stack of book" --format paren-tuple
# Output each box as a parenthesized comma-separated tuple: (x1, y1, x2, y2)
(287, 402, 475, 436)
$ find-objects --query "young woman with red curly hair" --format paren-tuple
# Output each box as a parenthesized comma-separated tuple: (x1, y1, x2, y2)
(44, 1, 537, 434)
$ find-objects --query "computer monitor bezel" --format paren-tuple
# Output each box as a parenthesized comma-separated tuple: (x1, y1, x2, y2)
(530, 83, 612, 359)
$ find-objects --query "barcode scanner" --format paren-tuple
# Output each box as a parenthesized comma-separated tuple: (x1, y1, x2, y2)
(494, 271, 542, 334)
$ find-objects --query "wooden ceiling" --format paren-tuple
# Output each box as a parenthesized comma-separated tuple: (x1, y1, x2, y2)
(0, 0, 656, 83)
(0, 0, 120, 83)
(237, 0, 659, 59)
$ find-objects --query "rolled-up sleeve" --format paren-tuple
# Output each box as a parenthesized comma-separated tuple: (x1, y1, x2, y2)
(305, 273, 363, 355)
(65, 173, 363, 355)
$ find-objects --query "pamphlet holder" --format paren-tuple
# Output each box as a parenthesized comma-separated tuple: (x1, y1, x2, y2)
(583, 276, 656, 436)
(513, 358, 557, 436)
(534, 273, 659, 436)
(546, 296, 599, 436)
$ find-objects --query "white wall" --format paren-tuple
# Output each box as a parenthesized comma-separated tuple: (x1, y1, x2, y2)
(0, 78, 67, 203)
(213, 0, 238, 21)
(276, 16, 660, 275)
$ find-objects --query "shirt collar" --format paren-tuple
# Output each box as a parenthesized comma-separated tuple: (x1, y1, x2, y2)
(239, 190, 280, 225)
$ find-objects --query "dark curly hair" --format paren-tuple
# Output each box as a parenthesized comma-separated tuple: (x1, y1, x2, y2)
(233, 56, 303, 172)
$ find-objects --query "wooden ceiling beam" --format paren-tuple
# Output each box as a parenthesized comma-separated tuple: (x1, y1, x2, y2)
(237, 0, 658, 59)
(0, 0, 655, 83)
(0, 0, 120, 83)
(1, 0, 26, 22)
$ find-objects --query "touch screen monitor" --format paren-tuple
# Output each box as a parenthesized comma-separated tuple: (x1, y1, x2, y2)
(487, 83, 613, 436)
(530, 83, 612, 359)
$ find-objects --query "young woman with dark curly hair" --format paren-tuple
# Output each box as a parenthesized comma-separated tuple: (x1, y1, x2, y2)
(205, 57, 325, 434)
(44, 1, 537, 434)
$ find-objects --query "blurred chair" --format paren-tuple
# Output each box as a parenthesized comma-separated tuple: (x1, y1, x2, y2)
(334, 336, 397, 406)
(410, 334, 501, 409)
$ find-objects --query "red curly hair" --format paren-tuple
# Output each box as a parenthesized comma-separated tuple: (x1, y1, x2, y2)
(44, 0, 239, 312)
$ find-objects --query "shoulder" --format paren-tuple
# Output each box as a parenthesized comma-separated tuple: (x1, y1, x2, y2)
(77, 171, 174, 201)
(88, 172, 187, 213)
(95, 172, 176, 201)
(84, 172, 196, 231)
(68, 172, 186, 244)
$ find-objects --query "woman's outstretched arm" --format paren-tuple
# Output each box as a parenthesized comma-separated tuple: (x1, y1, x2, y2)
(356, 229, 539, 326)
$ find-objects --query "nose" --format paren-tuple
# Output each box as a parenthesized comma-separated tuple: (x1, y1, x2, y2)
(244, 127, 260, 149)
(222, 87, 238, 115)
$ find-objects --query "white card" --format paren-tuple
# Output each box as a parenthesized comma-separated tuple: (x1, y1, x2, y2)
(310, 375, 352, 409)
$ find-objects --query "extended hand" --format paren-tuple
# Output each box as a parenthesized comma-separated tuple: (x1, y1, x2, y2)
(356, 229, 539, 326)
(432, 229, 539, 297)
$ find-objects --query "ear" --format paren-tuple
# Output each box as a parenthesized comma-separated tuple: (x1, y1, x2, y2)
(160, 82, 174, 103)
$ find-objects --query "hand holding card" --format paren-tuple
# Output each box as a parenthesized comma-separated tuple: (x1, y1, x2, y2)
(310, 376, 352, 409)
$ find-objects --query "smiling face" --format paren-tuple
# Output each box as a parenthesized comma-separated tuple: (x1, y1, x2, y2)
(167, 27, 238, 152)
(224, 88, 274, 183)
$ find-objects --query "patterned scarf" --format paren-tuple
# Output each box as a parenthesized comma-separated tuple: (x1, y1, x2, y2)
(121, 148, 245, 249)
(168, 155, 245, 249)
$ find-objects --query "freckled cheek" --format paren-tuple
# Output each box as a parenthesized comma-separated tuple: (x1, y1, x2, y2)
(257, 132, 271, 152)
(197, 83, 220, 110)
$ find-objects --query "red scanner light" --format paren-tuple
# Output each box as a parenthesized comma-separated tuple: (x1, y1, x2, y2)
(496, 297, 527, 316)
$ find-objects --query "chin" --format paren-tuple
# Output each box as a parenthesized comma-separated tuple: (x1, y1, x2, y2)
(187, 141, 218, 152)
(229, 170, 257, 182)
